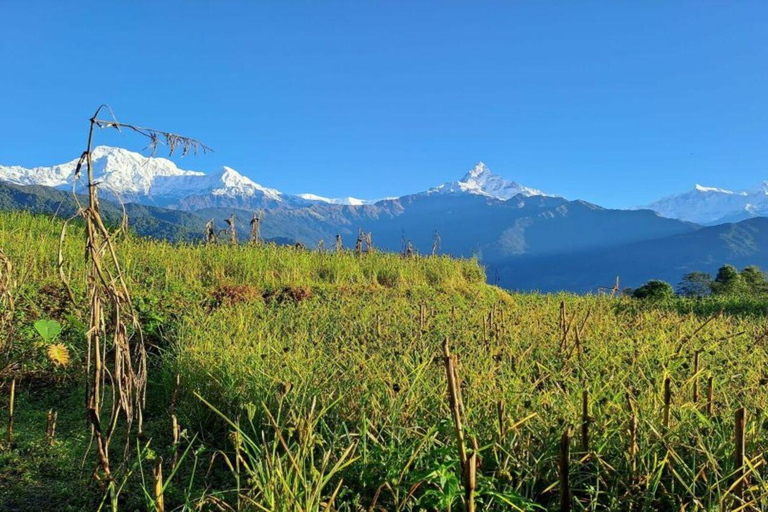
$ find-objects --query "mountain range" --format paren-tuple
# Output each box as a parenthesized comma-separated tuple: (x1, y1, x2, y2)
(2, 146, 767, 292)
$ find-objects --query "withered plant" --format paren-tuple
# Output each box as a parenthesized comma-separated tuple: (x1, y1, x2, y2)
(249, 211, 262, 245)
(61, 105, 209, 507)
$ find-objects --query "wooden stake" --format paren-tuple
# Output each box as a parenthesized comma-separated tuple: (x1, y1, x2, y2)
(581, 390, 589, 452)
(7, 378, 15, 444)
(706, 376, 714, 417)
(153, 457, 165, 512)
(560, 426, 571, 512)
(663, 377, 671, 429)
(734, 407, 746, 503)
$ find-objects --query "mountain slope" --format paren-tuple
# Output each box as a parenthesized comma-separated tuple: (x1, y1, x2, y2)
(492, 217, 768, 292)
(0, 182, 206, 241)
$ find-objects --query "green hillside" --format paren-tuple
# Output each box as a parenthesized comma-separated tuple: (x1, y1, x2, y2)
(2, 211, 768, 510)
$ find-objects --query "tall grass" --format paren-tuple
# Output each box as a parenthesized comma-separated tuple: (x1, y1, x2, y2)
(4, 210, 768, 510)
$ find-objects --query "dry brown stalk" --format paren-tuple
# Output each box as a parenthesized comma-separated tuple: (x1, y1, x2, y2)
(442, 339, 468, 473)
(663, 377, 672, 429)
(432, 230, 441, 255)
(692, 351, 700, 403)
(0, 251, 16, 353)
(153, 457, 165, 512)
(628, 411, 638, 477)
(249, 211, 262, 245)
(6, 378, 15, 444)
(171, 414, 181, 471)
(47, 409, 58, 446)
(465, 438, 478, 512)
(355, 228, 364, 256)
(205, 218, 216, 244)
(60, 106, 207, 502)
(733, 407, 746, 504)
(225, 214, 237, 245)
(560, 426, 571, 512)
(497, 399, 506, 440)
(581, 390, 589, 452)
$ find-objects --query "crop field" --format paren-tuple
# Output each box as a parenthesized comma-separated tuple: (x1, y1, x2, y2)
(2, 210, 768, 511)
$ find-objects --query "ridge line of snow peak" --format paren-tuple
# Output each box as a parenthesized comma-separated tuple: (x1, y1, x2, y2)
(646, 182, 768, 225)
(0, 147, 552, 209)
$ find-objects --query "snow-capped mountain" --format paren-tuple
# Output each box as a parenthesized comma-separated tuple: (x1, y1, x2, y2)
(427, 162, 548, 200)
(0, 148, 551, 211)
(646, 183, 768, 225)
(0, 146, 287, 209)
(296, 193, 375, 206)
(0, 146, 205, 193)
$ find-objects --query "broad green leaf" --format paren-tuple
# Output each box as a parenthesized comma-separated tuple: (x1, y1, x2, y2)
(34, 319, 62, 343)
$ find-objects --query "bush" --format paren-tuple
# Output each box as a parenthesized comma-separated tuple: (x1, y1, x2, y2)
(632, 280, 674, 300)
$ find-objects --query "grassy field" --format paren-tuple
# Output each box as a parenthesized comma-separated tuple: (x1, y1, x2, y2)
(2, 210, 768, 511)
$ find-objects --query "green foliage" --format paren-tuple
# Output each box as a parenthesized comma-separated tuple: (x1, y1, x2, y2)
(631, 279, 674, 300)
(7, 211, 768, 510)
(677, 271, 712, 297)
(711, 264, 745, 296)
(741, 265, 768, 295)
(33, 319, 61, 343)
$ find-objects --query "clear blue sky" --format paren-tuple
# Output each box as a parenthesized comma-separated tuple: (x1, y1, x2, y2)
(1, 2, 767, 207)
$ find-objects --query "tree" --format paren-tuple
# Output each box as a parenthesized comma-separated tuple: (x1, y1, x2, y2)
(710, 264, 745, 296)
(632, 280, 674, 300)
(741, 266, 768, 295)
(677, 272, 713, 297)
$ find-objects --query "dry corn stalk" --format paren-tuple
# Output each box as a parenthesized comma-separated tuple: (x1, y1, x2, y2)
(0, 251, 15, 353)
(62, 106, 208, 503)
(443, 339, 475, 511)
(249, 211, 262, 245)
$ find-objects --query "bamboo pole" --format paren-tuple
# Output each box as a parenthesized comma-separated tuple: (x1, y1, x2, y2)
(706, 377, 714, 417)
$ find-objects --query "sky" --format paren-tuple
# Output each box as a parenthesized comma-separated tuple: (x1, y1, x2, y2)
(1, 2, 767, 208)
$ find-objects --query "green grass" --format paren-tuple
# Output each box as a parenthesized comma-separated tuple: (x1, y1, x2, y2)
(3, 211, 768, 510)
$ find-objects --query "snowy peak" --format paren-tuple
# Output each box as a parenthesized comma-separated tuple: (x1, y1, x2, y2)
(0, 149, 553, 211)
(429, 162, 547, 200)
(296, 193, 374, 206)
(647, 182, 768, 225)
(463, 161, 493, 180)
(0, 146, 285, 207)
(209, 166, 283, 200)
(693, 184, 743, 195)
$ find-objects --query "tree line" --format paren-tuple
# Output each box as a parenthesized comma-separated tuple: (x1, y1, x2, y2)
(630, 265, 768, 300)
